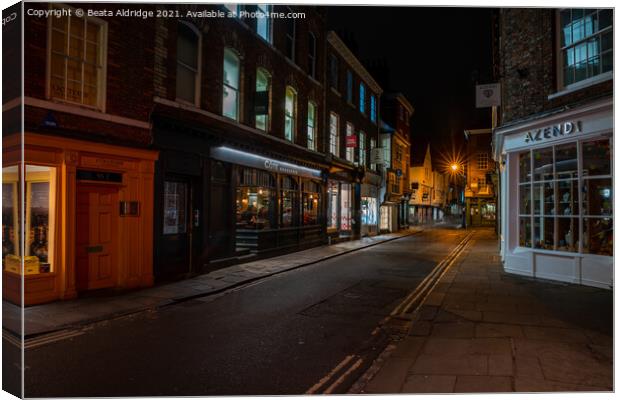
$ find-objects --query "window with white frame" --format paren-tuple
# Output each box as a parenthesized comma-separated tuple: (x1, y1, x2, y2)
(255, 68, 270, 131)
(307, 101, 317, 151)
(222, 48, 241, 120)
(284, 86, 297, 141)
(329, 112, 339, 157)
(285, 7, 296, 62)
(308, 32, 316, 78)
(517, 138, 612, 255)
(559, 9, 613, 87)
(359, 83, 366, 114)
(359, 131, 367, 167)
(381, 135, 391, 167)
(256, 4, 271, 42)
(370, 95, 377, 123)
(370, 137, 377, 171)
(477, 152, 489, 170)
(49, 7, 106, 109)
(346, 123, 355, 162)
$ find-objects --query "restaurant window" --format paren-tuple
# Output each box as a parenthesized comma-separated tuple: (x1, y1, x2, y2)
(329, 53, 338, 90)
(329, 112, 339, 157)
(285, 86, 297, 142)
(223, 48, 241, 121)
(256, 4, 271, 42)
(361, 197, 377, 226)
(359, 131, 367, 167)
(559, 9, 613, 88)
(359, 83, 366, 114)
(308, 32, 316, 78)
(236, 168, 275, 230)
(370, 95, 377, 123)
(285, 7, 296, 62)
(3, 166, 58, 275)
(327, 181, 339, 229)
(517, 138, 612, 255)
(302, 180, 321, 225)
(255, 68, 271, 131)
(346, 70, 353, 103)
(163, 181, 187, 235)
(280, 176, 299, 228)
(307, 101, 317, 151)
(49, 5, 106, 109)
(346, 123, 355, 163)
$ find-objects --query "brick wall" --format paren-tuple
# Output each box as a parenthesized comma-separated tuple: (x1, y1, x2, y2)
(499, 8, 613, 125)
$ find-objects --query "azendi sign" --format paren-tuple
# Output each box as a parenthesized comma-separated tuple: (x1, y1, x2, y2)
(524, 121, 582, 144)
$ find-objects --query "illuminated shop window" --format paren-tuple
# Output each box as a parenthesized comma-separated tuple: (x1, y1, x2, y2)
(255, 68, 271, 131)
(517, 138, 612, 255)
(327, 181, 339, 230)
(329, 113, 340, 157)
(280, 176, 299, 228)
(49, 5, 106, 108)
(3, 166, 57, 275)
(307, 102, 317, 151)
(236, 168, 275, 230)
(302, 180, 321, 225)
(340, 183, 352, 231)
(223, 48, 241, 120)
(176, 21, 201, 104)
(361, 197, 377, 225)
(559, 9, 613, 87)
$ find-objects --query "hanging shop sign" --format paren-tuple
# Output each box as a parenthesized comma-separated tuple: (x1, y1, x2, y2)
(210, 146, 322, 179)
(476, 83, 501, 108)
(523, 121, 582, 144)
(370, 148, 384, 165)
(346, 135, 357, 148)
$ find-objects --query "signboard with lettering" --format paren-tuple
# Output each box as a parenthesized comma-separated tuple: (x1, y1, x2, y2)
(210, 146, 322, 179)
(370, 148, 384, 165)
(524, 121, 581, 144)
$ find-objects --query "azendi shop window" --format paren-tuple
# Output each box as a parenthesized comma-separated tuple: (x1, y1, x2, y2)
(236, 168, 275, 230)
(517, 137, 612, 255)
(3, 165, 57, 275)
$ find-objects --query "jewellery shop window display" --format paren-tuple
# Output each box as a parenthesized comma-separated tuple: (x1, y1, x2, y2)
(236, 168, 276, 230)
(517, 138, 612, 255)
(3, 165, 58, 275)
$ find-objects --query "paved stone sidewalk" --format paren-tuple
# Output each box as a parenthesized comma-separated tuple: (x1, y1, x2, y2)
(3, 228, 422, 338)
(359, 228, 613, 394)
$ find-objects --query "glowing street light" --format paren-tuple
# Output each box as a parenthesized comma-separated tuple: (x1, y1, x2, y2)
(451, 163, 459, 172)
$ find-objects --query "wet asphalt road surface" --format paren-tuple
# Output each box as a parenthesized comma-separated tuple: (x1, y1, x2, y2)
(21, 227, 467, 397)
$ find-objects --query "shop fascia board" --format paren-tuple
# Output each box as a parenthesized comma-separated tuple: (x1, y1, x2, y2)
(493, 97, 612, 157)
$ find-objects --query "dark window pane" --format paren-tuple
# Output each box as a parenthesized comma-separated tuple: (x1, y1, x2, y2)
(601, 31, 613, 52)
(583, 217, 613, 255)
(575, 61, 587, 81)
(557, 217, 578, 252)
(519, 151, 531, 182)
(599, 9, 612, 29)
(533, 147, 553, 181)
(519, 217, 532, 247)
(533, 182, 554, 215)
(557, 180, 579, 216)
(533, 216, 554, 250)
(555, 143, 578, 179)
(520, 184, 531, 215)
(582, 139, 611, 176)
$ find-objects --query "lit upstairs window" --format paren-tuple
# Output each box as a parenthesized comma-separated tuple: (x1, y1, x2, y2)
(370, 95, 377, 122)
(284, 86, 297, 141)
(560, 9, 612, 87)
(256, 4, 271, 42)
(359, 83, 366, 114)
(222, 48, 241, 120)
(49, 7, 106, 109)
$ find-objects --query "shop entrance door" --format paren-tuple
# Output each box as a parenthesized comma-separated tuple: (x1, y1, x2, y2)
(159, 176, 201, 280)
(76, 184, 119, 291)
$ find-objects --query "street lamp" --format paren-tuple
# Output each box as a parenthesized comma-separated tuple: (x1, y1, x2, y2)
(451, 163, 459, 172)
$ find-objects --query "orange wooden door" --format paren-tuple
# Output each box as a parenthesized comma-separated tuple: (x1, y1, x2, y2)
(76, 184, 119, 291)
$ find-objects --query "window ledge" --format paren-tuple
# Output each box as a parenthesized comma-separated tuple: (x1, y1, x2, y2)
(548, 72, 613, 100)
(330, 88, 341, 97)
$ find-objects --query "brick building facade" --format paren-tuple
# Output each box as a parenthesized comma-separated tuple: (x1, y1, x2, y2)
(494, 8, 613, 288)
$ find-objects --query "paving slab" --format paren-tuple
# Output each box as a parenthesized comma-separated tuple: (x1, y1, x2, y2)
(401, 374, 456, 393)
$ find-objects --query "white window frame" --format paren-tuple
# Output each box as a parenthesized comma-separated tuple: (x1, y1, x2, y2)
(222, 48, 241, 121)
(255, 67, 271, 131)
(329, 112, 340, 157)
(555, 9, 613, 92)
(359, 131, 367, 167)
(284, 86, 297, 142)
(176, 21, 202, 107)
(46, 4, 108, 111)
(477, 152, 489, 170)
(307, 101, 317, 151)
(345, 122, 355, 163)
(256, 4, 272, 43)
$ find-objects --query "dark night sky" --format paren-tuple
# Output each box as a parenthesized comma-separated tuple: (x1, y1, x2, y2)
(326, 6, 495, 161)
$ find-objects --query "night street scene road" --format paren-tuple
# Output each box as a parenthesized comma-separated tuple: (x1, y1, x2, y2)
(1, 1, 614, 398)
